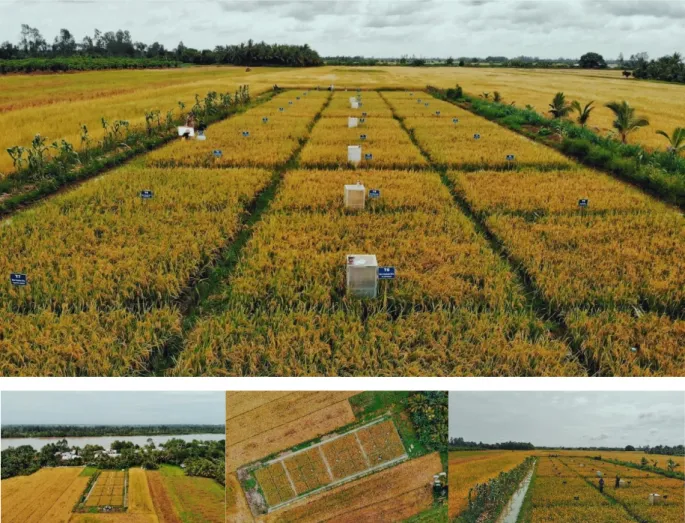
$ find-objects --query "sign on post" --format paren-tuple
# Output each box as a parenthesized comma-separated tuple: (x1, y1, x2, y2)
(359, 118, 366, 124)
(360, 134, 367, 140)
(435, 111, 441, 116)
(378, 267, 396, 279)
(213, 150, 223, 158)
(369, 189, 380, 198)
(424, 102, 429, 107)
(365, 153, 373, 160)
(289, 101, 293, 105)
(140, 190, 154, 199)
(506, 154, 515, 161)
(452, 118, 459, 124)
(474, 133, 481, 140)
(242, 131, 250, 137)
(578, 198, 589, 207)
(362, 112, 367, 117)
(262, 117, 268, 123)
(10, 273, 27, 286)
(279, 107, 284, 112)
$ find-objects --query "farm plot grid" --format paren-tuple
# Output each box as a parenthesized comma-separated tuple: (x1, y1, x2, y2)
(449, 164, 684, 376)
(251, 418, 408, 511)
(525, 456, 685, 523)
(0, 90, 326, 377)
(299, 91, 427, 169)
(2, 85, 682, 378)
(83, 470, 127, 509)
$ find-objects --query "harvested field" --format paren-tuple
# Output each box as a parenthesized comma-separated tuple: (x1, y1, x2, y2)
(1, 467, 89, 523)
(225, 392, 357, 472)
(146, 470, 180, 523)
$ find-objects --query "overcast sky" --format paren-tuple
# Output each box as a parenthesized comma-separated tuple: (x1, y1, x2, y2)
(1, 1, 684, 59)
(1, 392, 224, 425)
(449, 392, 685, 447)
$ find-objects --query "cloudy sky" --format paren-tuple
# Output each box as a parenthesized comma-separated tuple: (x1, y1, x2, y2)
(1, 0, 684, 59)
(449, 392, 685, 447)
(1, 391, 224, 425)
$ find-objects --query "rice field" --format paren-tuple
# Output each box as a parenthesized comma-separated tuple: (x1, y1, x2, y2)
(1, 72, 682, 376)
(521, 456, 685, 523)
(0, 466, 222, 522)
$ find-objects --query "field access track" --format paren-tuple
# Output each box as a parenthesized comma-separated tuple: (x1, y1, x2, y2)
(253, 418, 407, 511)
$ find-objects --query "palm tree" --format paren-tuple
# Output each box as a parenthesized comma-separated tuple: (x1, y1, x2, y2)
(549, 92, 572, 118)
(571, 100, 595, 127)
(655, 127, 685, 155)
(605, 101, 649, 143)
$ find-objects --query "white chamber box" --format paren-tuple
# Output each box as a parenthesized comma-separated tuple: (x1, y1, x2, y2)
(346, 254, 378, 298)
(344, 183, 366, 210)
(348, 117, 359, 128)
(177, 126, 195, 137)
(348, 145, 362, 164)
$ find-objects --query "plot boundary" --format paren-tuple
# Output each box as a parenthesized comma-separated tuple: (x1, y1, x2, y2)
(249, 416, 409, 513)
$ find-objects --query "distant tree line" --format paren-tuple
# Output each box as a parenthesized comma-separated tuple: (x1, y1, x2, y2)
(645, 444, 685, 456)
(1, 424, 225, 438)
(0, 25, 322, 72)
(449, 437, 534, 451)
(628, 53, 685, 84)
(1, 437, 225, 484)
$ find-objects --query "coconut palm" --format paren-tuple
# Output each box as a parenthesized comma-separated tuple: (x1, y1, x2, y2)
(605, 101, 649, 143)
(655, 127, 685, 155)
(571, 100, 595, 127)
(548, 92, 572, 118)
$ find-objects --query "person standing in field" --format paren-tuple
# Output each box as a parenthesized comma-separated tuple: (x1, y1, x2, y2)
(185, 112, 196, 130)
(599, 477, 605, 493)
(615, 475, 620, 488)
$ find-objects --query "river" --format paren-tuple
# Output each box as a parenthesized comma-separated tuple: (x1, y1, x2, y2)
(1, 433, 224, 451)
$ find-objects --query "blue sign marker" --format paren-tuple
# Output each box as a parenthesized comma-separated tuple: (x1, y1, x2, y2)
(369, 189, 380, 198)
(279, 107, 284, 112)
(362, 112, 367, 117)
(378, 267, 396, 280)
(262, 117, 268, 123)
(359, 118, 366, 124)
(474, 133, 481, 140)
(417, 99, 422, 103)
(435, 111, 441, 116)
(424, 102, 429, 107)
(213, 150, 223, 158)
(452, 118, 459, 124)
(296, 97, 300, 100)
(365, 153, 373, 160)
(289, 101, 293, 105)
(578, 198, 589, 207)
(242, 131, 250, 137)
(360, 134, 367, 140)
(506, 154, 515, 161)
(140, 190, 153, 199)
(10, 273, 27, 286)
